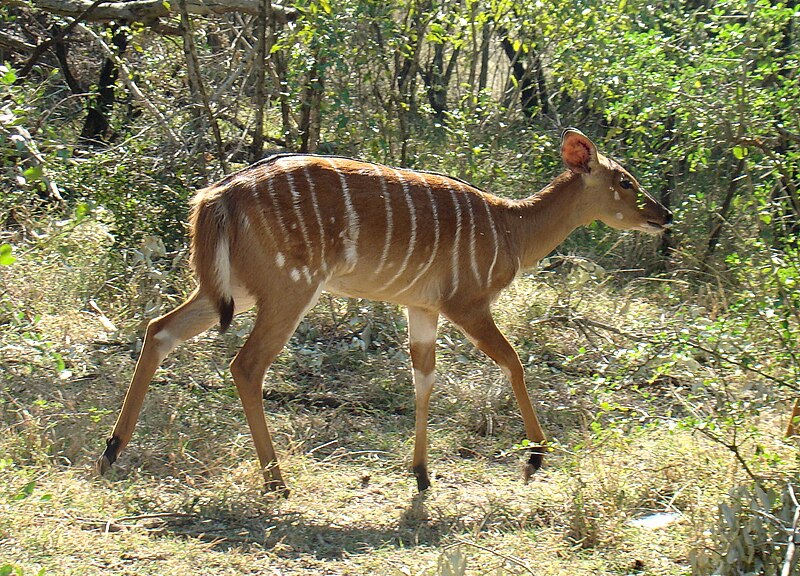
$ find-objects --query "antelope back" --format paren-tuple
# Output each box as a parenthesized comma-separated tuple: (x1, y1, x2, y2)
(191, 155, 516, 308)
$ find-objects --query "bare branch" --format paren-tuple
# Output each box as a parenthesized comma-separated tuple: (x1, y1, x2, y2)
(17, 0, 108, 79)
(177, 0, 228, 173)
(0, 31, 37, 52)
(76, 23, 185, 151)
(31, 0, 294, 24)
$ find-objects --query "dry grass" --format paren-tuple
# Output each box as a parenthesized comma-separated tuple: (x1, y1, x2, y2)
(2, 222, 799, 575)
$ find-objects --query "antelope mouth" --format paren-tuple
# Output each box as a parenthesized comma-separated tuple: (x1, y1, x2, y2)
(637, 221, 670, 234)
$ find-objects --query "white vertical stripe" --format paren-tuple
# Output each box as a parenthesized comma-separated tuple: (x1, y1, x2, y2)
(265, 166, 291, 247)
(239, 211, 251, 231)
(455, 181, 481, 287)
(278, 159, 314, 273)
(481, 194, 500, 287)
(447, 183, 463, 298)
(325, 158, 360, 269)
(384, 168, 417, 288)
(374, 164, 394, 274)
(394, 177, 440, 296)
(303, 165, 327, 272)
(250, 169, 280, 250)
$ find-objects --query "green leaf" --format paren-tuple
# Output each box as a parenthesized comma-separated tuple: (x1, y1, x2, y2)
(12, 480, 36, 501)
(732, 145, 748, 159)
(0, 66, 16, 85)
(162, 0, 170, 10)
(0, 244, 16, 266)
(22, 164, 43, 181)
(74, 202, 89, 222)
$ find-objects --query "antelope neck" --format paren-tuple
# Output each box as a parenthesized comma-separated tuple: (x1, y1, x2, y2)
(502, 171, 591, 271)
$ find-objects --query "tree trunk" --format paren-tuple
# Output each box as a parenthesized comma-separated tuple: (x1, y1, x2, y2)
(249, 0, 271, 161)
(298, 57, 323, 153)
(498, 33, 537, 118)
(273, 51, 296, 151)
(478, 20, 491, 94)
(78, 25, 127, 147)
(703, 156, 746, 267)
(423, 42, 459, 123)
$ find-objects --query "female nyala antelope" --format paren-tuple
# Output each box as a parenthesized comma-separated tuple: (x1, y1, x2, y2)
(97, 129, 672, 493)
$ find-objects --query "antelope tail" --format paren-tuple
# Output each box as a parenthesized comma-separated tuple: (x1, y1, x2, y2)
(189, 194, 235, 332)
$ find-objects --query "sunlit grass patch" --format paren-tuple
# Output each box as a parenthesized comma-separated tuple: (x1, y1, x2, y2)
(2, 217, 799, 575)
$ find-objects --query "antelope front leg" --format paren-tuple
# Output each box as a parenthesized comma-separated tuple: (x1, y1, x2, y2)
(407, 307, 439, 492)
(447, 307, 547, 480)
(97, 289, 218, 475)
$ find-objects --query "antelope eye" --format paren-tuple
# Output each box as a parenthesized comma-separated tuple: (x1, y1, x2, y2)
(619, 178, 634, 190)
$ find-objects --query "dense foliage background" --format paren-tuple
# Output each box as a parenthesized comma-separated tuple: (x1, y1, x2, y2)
(1, 0, 799, 574)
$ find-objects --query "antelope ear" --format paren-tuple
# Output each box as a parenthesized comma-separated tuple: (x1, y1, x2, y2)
(561, 129, 598, 174)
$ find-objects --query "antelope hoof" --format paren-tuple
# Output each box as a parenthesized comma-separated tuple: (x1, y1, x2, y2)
(412, 464, 431, 492)
(96, 436, 121, 476)
(264, 479, 290, 498)
(523, 446, 545, 482)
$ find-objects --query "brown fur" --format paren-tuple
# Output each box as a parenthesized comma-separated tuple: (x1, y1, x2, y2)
(98, 130, 673, 494)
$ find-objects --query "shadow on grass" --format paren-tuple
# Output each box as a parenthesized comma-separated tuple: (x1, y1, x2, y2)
(154, 492, 448, 560)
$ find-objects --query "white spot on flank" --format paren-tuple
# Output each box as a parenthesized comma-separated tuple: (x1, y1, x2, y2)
(614, 190, 621, 201)
(290, 268, 301, 282)
(276, 252, 285, 268)
(616, 212, 624, 220)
